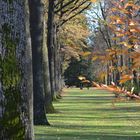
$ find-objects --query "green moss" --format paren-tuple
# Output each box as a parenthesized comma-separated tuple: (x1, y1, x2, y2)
(0, 23, 25, 139)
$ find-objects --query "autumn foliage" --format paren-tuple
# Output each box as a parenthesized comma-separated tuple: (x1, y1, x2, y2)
(89, 0, 140, 97)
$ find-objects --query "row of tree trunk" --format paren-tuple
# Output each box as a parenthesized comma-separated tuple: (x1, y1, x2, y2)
(0, 0, 63, 139)
(0, 0, 91, 139)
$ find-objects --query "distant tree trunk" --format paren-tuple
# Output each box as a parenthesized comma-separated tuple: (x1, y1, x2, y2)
(53, 25, 63, 95)
(56, 50, 62, 92)
(42, 19, 55, 113)
(56, 43, 63, 93)
(29, 0, 49, 125)
(106, 64, 110, 85)
(47, 0, 56, 99)
(54, 25, 58, 93)
(126, 1, 139, 95)
(0, 0, 34, 139)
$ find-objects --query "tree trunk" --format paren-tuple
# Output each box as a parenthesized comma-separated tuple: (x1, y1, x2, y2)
(57, 43, 63, 93)
(29, 0, 49, 125)
(126, 1, 139, 95)
(0, 0, 34, 139)
(54, 25, 58, 93)
(42, 19, 55, 113)
(47, 0, 56, 100)
(53, 25, 63, 95)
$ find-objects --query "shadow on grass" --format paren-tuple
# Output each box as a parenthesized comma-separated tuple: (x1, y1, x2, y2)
(36, 132, 140, 140)
(63, 95, 114, 100)
(53, 105, 140, 113)
(97, 106, 140, 113)
(35, 88, 140, 140)
(48, 114, 140, 121)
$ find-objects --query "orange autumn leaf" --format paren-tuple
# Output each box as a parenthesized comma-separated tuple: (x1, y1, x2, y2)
(82, 80, 90, 83)
(119, 75, 133, 84)
(90, 0, 97, 2)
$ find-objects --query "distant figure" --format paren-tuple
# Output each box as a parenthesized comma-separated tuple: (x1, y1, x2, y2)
(80, 83, 83, 90)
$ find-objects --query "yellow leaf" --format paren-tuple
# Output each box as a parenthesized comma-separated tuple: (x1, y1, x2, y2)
(82, 80, 90, 83)
(92, 56, 98, 61)
(82, 52, 91, 57)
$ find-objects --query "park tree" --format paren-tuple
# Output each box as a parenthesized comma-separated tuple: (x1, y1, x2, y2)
(29, 0, 50, 124)
(47, 0, 91, 97)
(108, 0, 140, 94)
(46, 0, 92, 113)
(90, 0, 140, 98)
(64, 56, 94, 87)
(0, 0, 34, 139)
(60, 12, 93, 87)
(47, 0, 56, 100)
(86, 0, 114, 84)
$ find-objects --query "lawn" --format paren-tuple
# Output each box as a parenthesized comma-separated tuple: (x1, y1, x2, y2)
(35, 88, 140, 140)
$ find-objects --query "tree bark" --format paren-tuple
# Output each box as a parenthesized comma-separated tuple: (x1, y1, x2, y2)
(47, 0, 56, 99)
(29, 0, 49, 125)
(55, 42, 63, 93)
(0, 0, 34, 139)
(42, 19, 55, 113)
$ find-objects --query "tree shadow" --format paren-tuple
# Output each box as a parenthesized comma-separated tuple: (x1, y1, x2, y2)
(35, 89, 140, 140)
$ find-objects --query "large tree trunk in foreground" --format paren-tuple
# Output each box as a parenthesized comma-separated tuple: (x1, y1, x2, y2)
(29, 0, 49, 125)
(0, 0, 34, 139)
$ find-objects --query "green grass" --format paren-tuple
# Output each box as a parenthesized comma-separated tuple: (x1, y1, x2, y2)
(35, 88, 140, 140)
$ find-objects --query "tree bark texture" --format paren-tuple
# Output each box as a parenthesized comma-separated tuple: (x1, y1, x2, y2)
(42, 19, 54, 113)
(29, 0, 49, 125)
(47, 0, 56, 99)
(0, 0, 34, 139)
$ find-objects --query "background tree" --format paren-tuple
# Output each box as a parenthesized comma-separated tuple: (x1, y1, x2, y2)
(47, 0, 91, 98)
(90, 0, 140, 97)
(64, 56, 94, 87)
(60, 13, 91, 86)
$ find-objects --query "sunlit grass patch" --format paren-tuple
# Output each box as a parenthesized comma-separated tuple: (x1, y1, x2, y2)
(35, 88, 140, 140)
